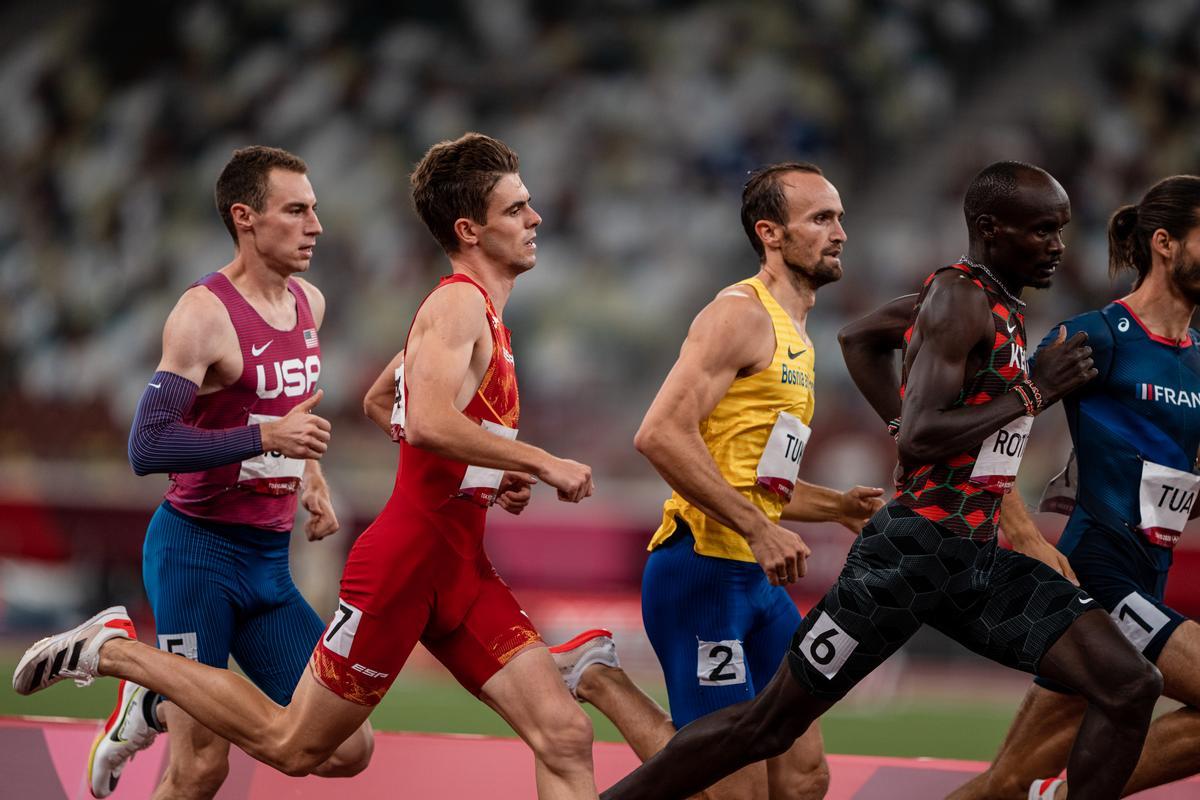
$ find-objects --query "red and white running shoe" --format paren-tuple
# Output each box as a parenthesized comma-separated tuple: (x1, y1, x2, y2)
(11, 606, 136, 695)
(88, 679, 158, 798)
(1029, 777, 1065, 800)
(549, 629, 619, 699)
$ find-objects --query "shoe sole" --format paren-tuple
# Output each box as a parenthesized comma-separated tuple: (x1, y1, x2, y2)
(549, 628, 614, 654)
(87, 678, 134, 798)
(12, 606, 130, 695)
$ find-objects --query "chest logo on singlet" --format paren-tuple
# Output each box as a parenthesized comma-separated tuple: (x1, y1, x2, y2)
(251, 340, 273, 357)
(1118, 317, 1131, 332)
(787, 347, 807, 360)
(781, 364, 814, 389)
(256, 355, 321, 399)
(1136, 383, 1200, 408)
(1009, 343, 1027, 372)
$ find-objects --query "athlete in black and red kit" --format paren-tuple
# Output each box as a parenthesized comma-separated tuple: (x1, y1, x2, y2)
(600, 163, 1163, 800)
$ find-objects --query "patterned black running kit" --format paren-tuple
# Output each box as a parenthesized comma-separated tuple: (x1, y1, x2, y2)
(788, 263, 1095, 699)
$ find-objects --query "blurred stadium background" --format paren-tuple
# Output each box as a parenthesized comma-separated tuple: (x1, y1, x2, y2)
(3, 0, 1200, 777)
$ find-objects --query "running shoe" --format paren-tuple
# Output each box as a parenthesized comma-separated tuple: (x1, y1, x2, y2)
(549, 628, 619, 699)
(1028, 778, 1065, 800)
(12, 606, 136, 695)
(88, 680, 158, 798)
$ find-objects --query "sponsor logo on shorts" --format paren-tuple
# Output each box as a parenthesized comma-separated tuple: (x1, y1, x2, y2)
(351, 663, 390, 679)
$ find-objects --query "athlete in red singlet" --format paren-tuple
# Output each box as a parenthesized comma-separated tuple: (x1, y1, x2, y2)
(16, 134, 604, 799)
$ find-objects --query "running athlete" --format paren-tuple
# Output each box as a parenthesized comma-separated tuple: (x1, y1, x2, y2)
(86, 146, 373, 799)
(941, 176, 1200, 800)
(550, 163, 882, 800)
(596, 162, 1164, 800)
(840, 176, 1200, 800)
(15, 133, 601, 799)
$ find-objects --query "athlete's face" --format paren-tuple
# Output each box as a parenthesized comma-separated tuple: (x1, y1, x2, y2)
(985, 174, 1070, 290)
(244, 169, 322, 275)
(475, 173, 541, 274)
(774, 172, 846, 287)
(1169, 219, 1200, 304)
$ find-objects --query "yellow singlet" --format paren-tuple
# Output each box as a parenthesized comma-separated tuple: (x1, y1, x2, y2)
(648, 277, 816, 563)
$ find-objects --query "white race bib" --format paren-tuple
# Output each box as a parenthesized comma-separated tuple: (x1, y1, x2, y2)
(1038, 450, 1078, 515)
(969, 415, 1034, 493)
(238, 413, 306, 495)
(756, 411, 811, 501)
(457, 420, 519, 506)
(389, 362, 406, 442)
(1137, 460, 1200, 548)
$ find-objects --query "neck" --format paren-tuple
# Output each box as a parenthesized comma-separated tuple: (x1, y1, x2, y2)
(221, 252, 293, 302)
(756, 259, 817, 322)
(448, 253, 517, 314)
(1121, 261, 1196, 342)
(966, 245, 1023, 302)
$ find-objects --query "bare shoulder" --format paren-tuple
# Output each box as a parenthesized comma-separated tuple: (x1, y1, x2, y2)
(159, 285, 237, 375)
(292, 276, 327, 327)
(685, 285, 773, 368)
(918, 270, 992, 339)
(413, 281, 488, 337)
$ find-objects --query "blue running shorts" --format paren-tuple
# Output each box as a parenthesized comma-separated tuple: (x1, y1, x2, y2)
(641, 519, 803, 727)
(143, 501, 325, 705)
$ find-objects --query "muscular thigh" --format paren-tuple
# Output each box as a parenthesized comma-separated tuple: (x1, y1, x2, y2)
(310, 516, 438, 707)
(1155, 620, 1200, 706)
(787, 505, 939, 700)
(423, 551, 542, 696)
(641, 530, 770, 727)
(143, 504, 238, 668)
(933, 546, 1093, 675)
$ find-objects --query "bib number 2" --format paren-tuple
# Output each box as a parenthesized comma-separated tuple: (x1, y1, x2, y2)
(697, 639, 746, 686)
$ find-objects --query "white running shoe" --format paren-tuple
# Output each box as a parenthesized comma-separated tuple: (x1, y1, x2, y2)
(12, 606, 136, 695)
(1029, 778, 1065, 800)
(549, 628, 619, 699)
(88, 680, 158, 798)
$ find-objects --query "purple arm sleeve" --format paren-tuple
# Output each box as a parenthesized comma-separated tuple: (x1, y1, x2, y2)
(128, 371, 264, 476)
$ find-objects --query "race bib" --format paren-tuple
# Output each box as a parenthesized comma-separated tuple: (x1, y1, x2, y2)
(969, 415, 1034, 493)
(697, 639, 746, 686)
(1038, 450, 1078, 515)
(756, 411, 811, 501)
(238, 413, 305, 495)
(1137, 460, 1200, 548)
(457, 420, 519, 506)
(389, 362, 406, 443)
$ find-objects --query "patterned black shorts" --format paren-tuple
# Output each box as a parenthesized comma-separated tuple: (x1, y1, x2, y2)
(787, 502, 1095, 700)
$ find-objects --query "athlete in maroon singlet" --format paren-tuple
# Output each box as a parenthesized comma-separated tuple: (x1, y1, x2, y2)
(20, 134, 604, 799)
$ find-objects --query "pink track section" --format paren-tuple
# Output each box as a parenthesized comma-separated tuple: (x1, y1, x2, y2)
(4, 716, 1198, 799)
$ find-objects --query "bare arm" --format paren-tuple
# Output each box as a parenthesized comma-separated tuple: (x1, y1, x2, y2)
(404, 283, 592, 502)
(364, 350, 405, 435)
(999, 488, 1077, 584)
(898, 274, 1029, 466)
(635, 289, 810, 584)
(300, 459, 340, 541)
(782, 480, 885, 534)
(838, 294, 917, 424)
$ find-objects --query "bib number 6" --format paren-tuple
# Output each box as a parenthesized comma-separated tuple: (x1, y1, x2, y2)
(798, 612, 859, 679)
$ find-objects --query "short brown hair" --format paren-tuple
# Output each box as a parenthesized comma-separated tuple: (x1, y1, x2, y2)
(741, 162, 823, 260)
(411, 133, 520, 253)
(215, 146, 308, 244)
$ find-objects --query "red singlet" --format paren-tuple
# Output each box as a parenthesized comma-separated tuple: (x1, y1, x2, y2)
(310, 274, 539, 704)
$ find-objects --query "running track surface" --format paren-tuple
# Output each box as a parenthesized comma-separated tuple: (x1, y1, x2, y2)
(4, 717, 1198, 798)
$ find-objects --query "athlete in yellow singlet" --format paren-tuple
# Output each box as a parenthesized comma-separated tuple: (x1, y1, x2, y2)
(552, 163, 883, 800)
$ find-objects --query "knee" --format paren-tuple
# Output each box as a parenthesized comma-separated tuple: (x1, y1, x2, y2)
(316, 726, 376, 778)
(163, 751, 230, 798)
(1094, 658, 1162, 717)
(772, 756, 830, 800)
(978, 767, 1031, 800)
(528, 704, 594, 772)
